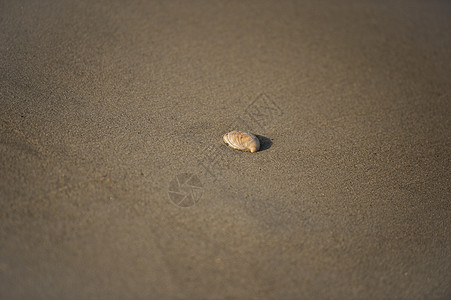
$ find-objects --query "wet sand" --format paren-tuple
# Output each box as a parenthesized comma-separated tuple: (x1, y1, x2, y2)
(1, 0, 450, 299)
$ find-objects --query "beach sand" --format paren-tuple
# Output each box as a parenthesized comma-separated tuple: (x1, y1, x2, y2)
(1, 0, 450, 298)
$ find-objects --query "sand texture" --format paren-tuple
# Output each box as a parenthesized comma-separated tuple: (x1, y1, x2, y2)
(1, 0, 450, 299)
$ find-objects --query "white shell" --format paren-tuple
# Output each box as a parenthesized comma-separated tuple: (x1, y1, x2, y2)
(223, 130, 260, 153)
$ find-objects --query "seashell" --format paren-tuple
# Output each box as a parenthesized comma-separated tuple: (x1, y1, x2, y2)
(223, 130, 260, 153)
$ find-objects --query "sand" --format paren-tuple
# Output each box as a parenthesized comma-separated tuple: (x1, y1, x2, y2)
(1, 0, 450, 299)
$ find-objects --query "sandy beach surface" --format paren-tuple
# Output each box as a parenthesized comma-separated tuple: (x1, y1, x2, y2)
(1, 0, 450, 299)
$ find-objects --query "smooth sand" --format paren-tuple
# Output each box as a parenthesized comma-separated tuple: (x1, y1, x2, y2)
(1, 0, 450, 299)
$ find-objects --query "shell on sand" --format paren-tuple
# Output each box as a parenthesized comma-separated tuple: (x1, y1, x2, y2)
(223, 130, 260, 153)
